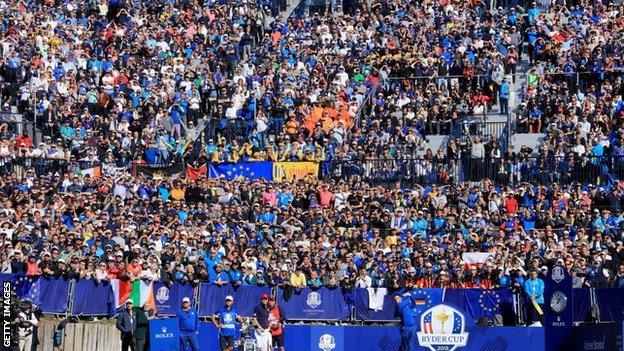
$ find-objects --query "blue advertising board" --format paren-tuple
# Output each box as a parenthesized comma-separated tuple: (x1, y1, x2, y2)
(566, 323, 620, 351)
(173, 324, 544, 351)
(149, 318, 180, 351)
(277, 287, 350, 320)
(153, 282, 195, 316)
(284, 325, 544, 351)
(544, 265, 574, 351)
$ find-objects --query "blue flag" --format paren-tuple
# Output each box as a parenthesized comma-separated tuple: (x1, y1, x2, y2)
(444, 288, 514, 319)
(409, 288, 444, 321)
(467, 289, 513, 318)
(14, 275, 37, 298)
(28, 276, 71, 313)
(72, 280, 116, 316)
(208, 161, 273, 180)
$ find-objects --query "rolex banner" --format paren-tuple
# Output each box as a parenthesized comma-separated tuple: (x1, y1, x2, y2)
(149, 318, 180, 351)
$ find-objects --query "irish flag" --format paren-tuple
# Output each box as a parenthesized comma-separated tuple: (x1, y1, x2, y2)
(75, 166, 102, 179)
(111, 279, 156, 311)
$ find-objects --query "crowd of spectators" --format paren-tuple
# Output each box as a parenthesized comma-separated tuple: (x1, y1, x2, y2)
(3, 174, 624, 291)
(2, 0, 624, 331)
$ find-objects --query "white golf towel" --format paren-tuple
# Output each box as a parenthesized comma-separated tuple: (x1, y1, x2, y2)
(367, 288, 387, 311)
(254, 329, 272, 351)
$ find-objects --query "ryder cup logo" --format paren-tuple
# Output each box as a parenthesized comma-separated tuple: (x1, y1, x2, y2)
(318, 334, 336, 351)
(552, 265, 565, 284)
(307, 291, 322, 309)
(417, 304, 469, 351)
(156, 286, 169, 304)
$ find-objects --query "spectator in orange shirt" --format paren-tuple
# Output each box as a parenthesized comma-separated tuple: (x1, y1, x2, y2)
(126, 257, 143, 281)
(170, 182, 185, 201)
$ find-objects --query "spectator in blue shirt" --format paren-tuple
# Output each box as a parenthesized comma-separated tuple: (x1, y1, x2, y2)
(394, 293, 418, 351)
(211, 295, 243, 351)
(499, 77, 510, 114)
(523, 270, 545, 324)
(212, 264, 230, 286)
(177, 297, 199, 351)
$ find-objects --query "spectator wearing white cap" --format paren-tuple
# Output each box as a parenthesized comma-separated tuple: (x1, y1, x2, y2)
(116, 299, 137, 351)
(177, 297, 199, 351)
(211, 295, 243, 351)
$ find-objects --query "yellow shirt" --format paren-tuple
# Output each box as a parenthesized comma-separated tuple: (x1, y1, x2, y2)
(290, 272, 307, 287)
(170, 188, 185, 201)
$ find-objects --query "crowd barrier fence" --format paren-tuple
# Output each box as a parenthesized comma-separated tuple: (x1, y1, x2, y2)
(0, 274, 612, 324)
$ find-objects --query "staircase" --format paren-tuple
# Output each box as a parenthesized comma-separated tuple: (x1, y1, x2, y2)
(417, 135, 448, 155)
(511, 133, 545, 153)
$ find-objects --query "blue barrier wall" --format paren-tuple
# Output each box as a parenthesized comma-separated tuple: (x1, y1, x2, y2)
(174, 323, 545, 351)
(0, 273, 619, 326)
(567, 323, 621, 351)
(277, 287, 351, 320)
(149, 318, 180, 351)
(198, 284, 270, 317)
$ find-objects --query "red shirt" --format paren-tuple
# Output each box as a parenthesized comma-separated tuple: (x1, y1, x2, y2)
(268, 305, 283, 336)
(318, 189, 333, 207)
(505, 197, 519, 214)
(15, 135, 33, 149)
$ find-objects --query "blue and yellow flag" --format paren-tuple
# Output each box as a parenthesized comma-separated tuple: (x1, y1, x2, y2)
(208, 161, 273, 180)
(273, 162, 319, 181)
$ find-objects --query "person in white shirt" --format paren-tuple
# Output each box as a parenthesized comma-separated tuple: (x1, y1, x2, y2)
(95, 262, 109, 282)
(355, 268, 372, 288)
(18, 303, 39, 351)
(30, 143, 46, 158)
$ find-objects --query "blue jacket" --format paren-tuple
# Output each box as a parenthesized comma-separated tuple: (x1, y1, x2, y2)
(523, 278, 545, 304)
(396, 298, 418, 327)
(116, 308, 137, 334)
(500, 82, 509, 99)
(177, 308, 199, 336)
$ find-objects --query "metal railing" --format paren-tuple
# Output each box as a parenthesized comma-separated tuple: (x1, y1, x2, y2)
(459, 154, 618, 185)
(288, 0, 308, 18)
(6, 154, 621, 188)
(322, 154, 623, 187)
(322, 157, 459, 187)
(9, 157, 103, 178)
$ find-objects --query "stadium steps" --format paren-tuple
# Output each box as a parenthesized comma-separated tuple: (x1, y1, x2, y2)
(511, 133, 545, 153)
(285, 0, 304, 18)
(418, 135, 449, 155)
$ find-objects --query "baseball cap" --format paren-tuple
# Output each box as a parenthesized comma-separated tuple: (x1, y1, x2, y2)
(260, 293, 270, 300)
(225, 295, 234, 301)
(182, 297, 191, 303)
(126, 299, 134, 305)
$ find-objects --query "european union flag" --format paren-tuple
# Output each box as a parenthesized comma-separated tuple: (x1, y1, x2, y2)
(13, 275, 37, 298)
(458, 289, 514, 319)
(208, 161, 273, 181)
(409, 288, 444, 323)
